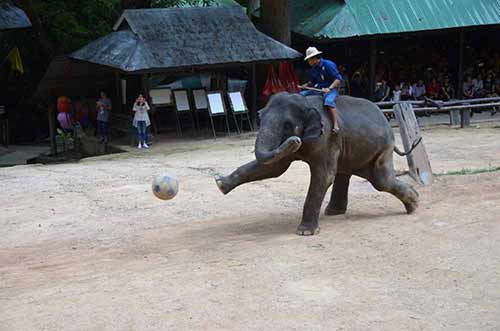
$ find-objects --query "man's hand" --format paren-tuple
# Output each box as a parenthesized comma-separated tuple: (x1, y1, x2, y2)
(332, 79, 341, 89)
(321, 87, 331, 93)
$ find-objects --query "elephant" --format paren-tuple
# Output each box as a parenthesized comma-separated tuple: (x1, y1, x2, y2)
(215, 92, 420, 236)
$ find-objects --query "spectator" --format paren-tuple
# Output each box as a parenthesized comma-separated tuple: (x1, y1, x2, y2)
(98, 91, 112, 118)
(463, 76, 473, 99)
(412, 80, 426, 100)
(495, 72, 500, 96)
(57, 110, 73, 134)
(483, 72, 497, 97)
(392, 83, 402, 101)
(133, 94, 151, 149)
(441, 77, 455, 101)
(96, 101, 109, 144)
(472, 74, 484, 97)
(338, 65, 350, 95)
(427, 77, 441, 99)
(374, 80, 390, 102)
(400, 81, 413, 100)
(96, 91, 113, 144)
(350, 71, 363, 97)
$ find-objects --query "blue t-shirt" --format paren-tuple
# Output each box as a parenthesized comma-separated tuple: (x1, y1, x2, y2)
(308, 58, 343, 89)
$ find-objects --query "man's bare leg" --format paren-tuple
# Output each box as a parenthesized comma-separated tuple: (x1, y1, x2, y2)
(327, 106, 339, 133)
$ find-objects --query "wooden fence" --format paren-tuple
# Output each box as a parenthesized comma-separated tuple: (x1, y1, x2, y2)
(376, 97, 500, 127)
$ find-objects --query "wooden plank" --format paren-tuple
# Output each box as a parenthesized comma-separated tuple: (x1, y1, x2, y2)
(393, 104, 433, 185)
(460, 108, 471, 128)
(449, 109, 460, 126)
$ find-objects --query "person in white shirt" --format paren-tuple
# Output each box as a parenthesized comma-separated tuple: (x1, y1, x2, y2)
(132, 94, 151, 149)
(392, 83, 402, 101)
(412, 80, 426, 100)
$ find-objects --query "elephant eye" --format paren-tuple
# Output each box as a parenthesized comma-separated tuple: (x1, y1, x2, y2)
(283, 121, 293, 132)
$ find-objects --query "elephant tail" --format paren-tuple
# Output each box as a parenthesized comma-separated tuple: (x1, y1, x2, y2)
(394, 137, 422, 156)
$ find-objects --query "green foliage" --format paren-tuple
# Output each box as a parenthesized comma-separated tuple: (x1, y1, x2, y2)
(31, 0, 119, 54)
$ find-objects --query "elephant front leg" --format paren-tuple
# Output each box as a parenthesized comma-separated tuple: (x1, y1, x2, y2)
(296, 166, 333, 236)
(215, 159, 292, 195)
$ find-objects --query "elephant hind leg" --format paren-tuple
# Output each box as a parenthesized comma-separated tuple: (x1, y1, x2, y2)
(325, 173, 352, 216)
(368, 153, 419, 214)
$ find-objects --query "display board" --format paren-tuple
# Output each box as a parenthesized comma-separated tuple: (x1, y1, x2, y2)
(228, 92, 247, 113)
(150, 88, 172, 105)
(193, 89, 208, 110)
(173, 90, 190, 112)
(207, 92, 226, 116)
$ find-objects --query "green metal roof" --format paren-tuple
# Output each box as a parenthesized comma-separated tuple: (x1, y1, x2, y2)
(292, 0, 500, 40)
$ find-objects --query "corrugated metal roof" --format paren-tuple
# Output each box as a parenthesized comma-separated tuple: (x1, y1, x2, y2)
(0, 3, 31, 31)
(292, 0, 500, 40)
(72, 6, 301, 73)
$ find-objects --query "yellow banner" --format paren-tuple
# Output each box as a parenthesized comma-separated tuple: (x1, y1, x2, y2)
(7, 47, 24, 74)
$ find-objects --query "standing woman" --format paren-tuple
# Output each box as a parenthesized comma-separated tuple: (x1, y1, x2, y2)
(133, 94, 151, 149)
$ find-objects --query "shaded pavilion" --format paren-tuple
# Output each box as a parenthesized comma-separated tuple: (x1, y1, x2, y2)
(71, 6, 301, 124)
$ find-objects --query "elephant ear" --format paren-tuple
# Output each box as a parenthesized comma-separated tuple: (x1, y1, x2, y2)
(302, 108, 324, 141)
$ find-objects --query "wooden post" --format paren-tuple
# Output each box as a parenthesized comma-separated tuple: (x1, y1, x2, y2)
(393, 103, 433, 185)
(114, 71, 122, 113)
(249, 64, 257, 129)
(369, 39, 377, 101)
(460, 104, 471, 128)
(457, 31, 464, 100)
(47, 103, 57, 155)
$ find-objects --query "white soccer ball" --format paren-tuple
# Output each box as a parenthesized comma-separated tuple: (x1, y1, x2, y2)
(152, 173, 179, 200)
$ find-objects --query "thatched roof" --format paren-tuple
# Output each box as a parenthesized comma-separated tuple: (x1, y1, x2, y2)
(33, 56, 115, 101)
(0, 3, 31, 31)
(71, 6, 301, 73)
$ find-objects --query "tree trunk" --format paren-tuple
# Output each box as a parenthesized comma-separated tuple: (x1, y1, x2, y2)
(260, 0, 291, 45)
(14, 0, 55, 58)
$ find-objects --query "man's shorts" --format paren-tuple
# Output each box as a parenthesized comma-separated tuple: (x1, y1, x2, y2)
(299, 88, 338, 108)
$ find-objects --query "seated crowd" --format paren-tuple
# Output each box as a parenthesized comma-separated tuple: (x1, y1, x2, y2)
(349, 52, 500, 102)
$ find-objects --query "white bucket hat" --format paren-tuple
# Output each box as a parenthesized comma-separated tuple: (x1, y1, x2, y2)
(304, 46, 323, 61)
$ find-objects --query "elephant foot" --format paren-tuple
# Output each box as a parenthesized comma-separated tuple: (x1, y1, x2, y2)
(324, 205, 346, 216)
(404, 189, 419, 214)
(215, 176, 231, 195)
(296, 223, 320, 236)
(404, 201, 418, 214)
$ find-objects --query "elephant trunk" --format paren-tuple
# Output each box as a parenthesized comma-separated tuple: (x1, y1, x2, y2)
(255, 134, 302, 165)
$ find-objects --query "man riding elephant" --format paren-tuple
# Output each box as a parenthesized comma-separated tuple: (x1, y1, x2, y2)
(299, 47, 343, 134)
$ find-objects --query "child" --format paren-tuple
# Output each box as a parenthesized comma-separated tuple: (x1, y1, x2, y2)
(133, 94, 151, 149)
(392, 84, 402, 101)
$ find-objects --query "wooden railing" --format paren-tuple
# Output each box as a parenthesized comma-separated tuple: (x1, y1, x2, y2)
(376, 97, 500, 127)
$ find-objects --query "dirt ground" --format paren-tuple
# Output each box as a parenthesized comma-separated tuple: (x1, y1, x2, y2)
(1, 124, 500, 331)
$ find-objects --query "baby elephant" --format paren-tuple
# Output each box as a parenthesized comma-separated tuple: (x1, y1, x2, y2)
(216, 92, 419, 236)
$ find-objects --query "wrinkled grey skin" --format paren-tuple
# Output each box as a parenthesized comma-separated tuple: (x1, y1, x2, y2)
(215, 92, 419, 236)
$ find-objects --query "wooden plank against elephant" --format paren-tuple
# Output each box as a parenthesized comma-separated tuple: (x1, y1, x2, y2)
(393, 103, 433, 185)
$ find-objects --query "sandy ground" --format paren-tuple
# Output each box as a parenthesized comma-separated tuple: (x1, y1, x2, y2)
(1, 124, 500, 330)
